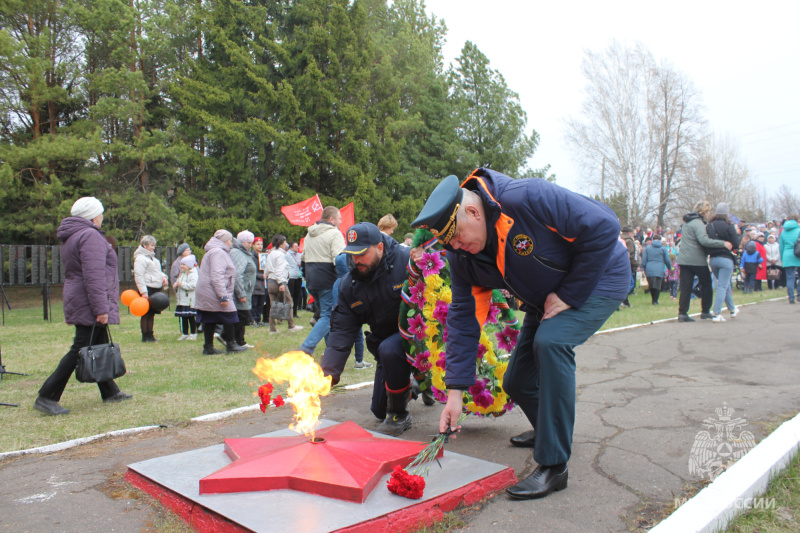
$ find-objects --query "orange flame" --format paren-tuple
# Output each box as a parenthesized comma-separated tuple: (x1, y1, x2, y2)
(252, 351, 332, 438)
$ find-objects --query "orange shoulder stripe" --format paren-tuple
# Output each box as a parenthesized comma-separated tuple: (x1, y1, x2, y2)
(546, 225, 577, 242)
(495, 213, 513, 276)
(473, 286, 493, 326)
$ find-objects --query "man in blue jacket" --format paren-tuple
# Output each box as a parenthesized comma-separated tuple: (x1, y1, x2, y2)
(320, 222, 415, 436)
(411, 168, 630, 500)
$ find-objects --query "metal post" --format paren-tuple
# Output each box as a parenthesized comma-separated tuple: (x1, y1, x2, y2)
(0, 284, 10, 327)
(42, 283, 49, 321)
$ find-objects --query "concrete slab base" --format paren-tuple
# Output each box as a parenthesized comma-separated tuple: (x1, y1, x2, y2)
(126, 419, 517, 533)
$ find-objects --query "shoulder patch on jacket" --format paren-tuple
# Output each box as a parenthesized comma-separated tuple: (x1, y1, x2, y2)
(393, 283, 404, 290)
(350, 301, 363, 308)
(512, 234, 534, 256)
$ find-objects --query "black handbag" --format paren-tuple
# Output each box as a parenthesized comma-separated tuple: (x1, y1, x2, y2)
(269, 288, 292, 321)
(75, 324, 126, 383)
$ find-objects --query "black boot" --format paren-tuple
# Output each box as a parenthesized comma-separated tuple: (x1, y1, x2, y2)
(34, 396, 70, 416)
(203, 328, 222, 355)
(378, 387, 412, 437)
(203, 344, 222, 355)
(226, 341, 249, 353)
(510, 429, 536, 448)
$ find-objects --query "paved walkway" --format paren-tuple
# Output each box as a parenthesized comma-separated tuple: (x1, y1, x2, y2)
(1, 299, 798, 532)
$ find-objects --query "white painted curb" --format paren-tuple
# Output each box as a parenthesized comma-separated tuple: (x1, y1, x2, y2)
(1, 382, 379, 460)
(650, 412, 800, 533)
(0, 425, 161, 461)
(597, 296, 786, 336)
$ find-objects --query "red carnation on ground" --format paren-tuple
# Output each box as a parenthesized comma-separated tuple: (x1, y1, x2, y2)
(272, 395, 285, 408)
(258, 383, 274, 402)
(258, 383, 274, 412)
(387, 465, 425, 499)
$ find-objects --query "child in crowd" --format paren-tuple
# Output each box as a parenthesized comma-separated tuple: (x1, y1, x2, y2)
(668, 253, 679, 300)
(174, 254, 199, 340)
(739, 241, 763, 294)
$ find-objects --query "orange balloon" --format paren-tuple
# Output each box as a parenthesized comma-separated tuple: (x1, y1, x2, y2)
(129, 297, 150, 317)
(120, 289, 139, 307)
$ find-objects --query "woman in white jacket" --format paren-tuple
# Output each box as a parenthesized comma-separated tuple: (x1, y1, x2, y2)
(266, 234, 303, 334)
(174, 255, 199, 340)
(764, 234, 782, 289)
(133, 235, 168, 342)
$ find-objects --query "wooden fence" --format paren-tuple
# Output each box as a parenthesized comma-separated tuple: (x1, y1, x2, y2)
(0, 245, 179, 286)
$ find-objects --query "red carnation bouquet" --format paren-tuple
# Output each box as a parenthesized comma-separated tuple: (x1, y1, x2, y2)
(387, 413, 466, 499)
(257, 383, 285, 412)
(387, 465, 425, 499)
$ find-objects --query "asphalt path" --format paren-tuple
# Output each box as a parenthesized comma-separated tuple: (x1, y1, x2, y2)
(1, 298, 797, 532)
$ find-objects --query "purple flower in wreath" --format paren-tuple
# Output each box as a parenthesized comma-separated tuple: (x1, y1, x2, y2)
(468, 379, 494, 408)
(416, 250, 445, 277)
(431, 386, 448, 403)
(407, 314, 427, 341)
(476, 343, 487, 361)
(433, 300, 449, 324)
(496, 325, 520, 352)
(412, 350, 432, 372)
(442, 325, 448, 343)
(409, 281, 426, 307)
(486, 303, 501, 324)
(435, 352, 446, 370)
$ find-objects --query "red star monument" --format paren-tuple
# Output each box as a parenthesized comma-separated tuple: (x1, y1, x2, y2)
(199, 421, 441, 503)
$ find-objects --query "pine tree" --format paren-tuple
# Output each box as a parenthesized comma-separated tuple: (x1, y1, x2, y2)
(449, 41, 541, 179)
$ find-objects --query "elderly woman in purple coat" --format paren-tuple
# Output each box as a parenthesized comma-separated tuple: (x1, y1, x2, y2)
(34, 197, 132, 416)
(195, 230, 240, 355)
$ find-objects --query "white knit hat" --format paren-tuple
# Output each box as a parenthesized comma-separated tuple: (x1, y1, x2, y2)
(237, 230, 255, 243)
(71, 197, 104, 220)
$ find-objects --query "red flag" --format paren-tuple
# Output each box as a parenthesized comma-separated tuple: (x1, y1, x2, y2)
(339, 202, 355, 236)
(281, 195, 324, 226)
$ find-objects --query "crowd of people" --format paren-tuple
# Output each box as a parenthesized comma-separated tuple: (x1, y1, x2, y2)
(33, 186, 800, 506)
(618, 208, 800, 321)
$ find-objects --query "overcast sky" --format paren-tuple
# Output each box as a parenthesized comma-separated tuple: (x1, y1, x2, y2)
(422, 0, 800, 199)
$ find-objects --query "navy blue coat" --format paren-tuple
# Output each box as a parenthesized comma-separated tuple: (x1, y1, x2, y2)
(321, 234, 410, 383)
(445, 168, 630, 389)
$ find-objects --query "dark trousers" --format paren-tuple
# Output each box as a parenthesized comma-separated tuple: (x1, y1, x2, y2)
(743, 272, 756, 293)
(203, 323, 236, 349)
(502, 295, 621, 466)
(364, 332, 410, 420)
(140, 286, 162, 336)
(679, 264, 713, 315)
(288, 278, 303, 316)
(251, 293, 267, 323)
(647, 276, 663, 303)
(233, 310, 250, 345)
(180, 317, 197, 335)
(39, 324, 121, 402)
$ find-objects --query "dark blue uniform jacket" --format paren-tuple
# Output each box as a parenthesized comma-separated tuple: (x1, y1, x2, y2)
(321, 234, 410, 383)
(445, 168, 630, 389)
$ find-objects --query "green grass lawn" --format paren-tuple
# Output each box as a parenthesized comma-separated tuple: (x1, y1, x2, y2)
(598, 285, 784, 331)
(0, 284, 787, 453)
(0, 286, 373, 453)
(725, 451, 800, 532)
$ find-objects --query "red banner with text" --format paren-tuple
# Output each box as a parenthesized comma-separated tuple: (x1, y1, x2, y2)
(281, 195, 323, 226)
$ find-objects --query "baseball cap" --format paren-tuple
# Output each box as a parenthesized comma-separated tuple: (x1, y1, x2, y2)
(343, 222, 383, 255)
